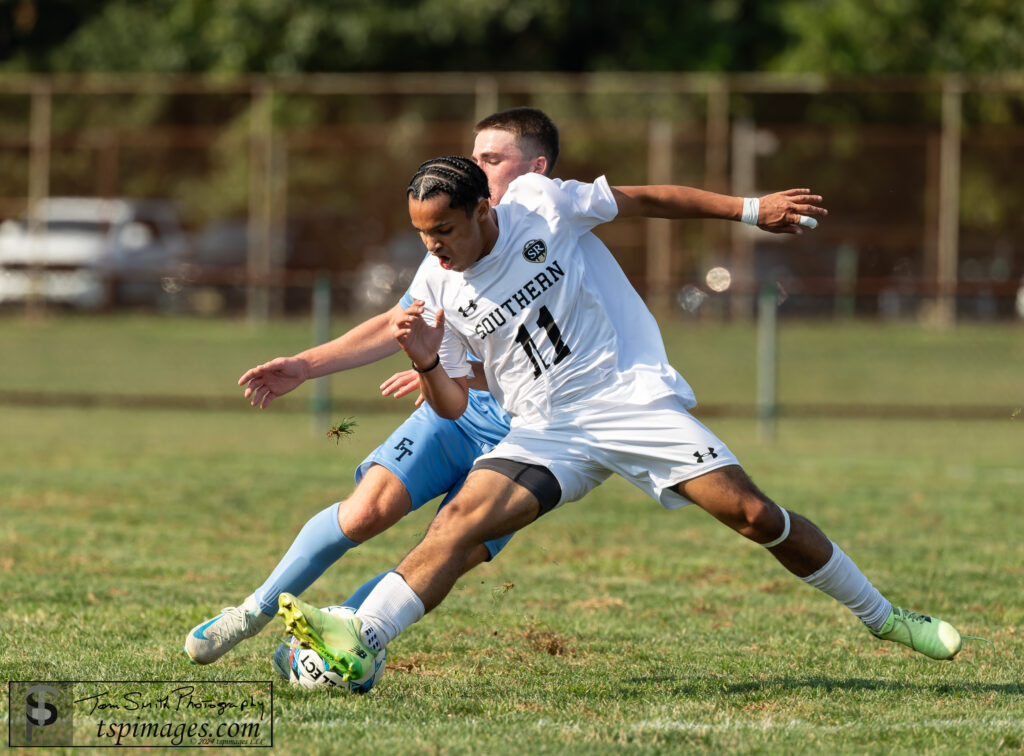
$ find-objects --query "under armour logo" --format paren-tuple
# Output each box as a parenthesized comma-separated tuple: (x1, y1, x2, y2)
(693, 447, 718, 463)
(522, 239, 547, 263)
(458, 299, 478, 317)
(394, 437, 414, 462)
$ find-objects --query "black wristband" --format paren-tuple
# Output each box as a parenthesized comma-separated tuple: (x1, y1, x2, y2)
(412, 354, 440, 374)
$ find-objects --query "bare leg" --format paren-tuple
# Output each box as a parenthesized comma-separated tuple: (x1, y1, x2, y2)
(462, 543, 497, 574)
(394, 469, 540, 612)
(677, 463, 903, 639)
(337, 464, 413, 542)
(678, 464, 833, 577)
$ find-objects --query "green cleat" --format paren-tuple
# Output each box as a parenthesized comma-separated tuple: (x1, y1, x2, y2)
(277, 593, 377, 682)
(870, 606, 962, 660)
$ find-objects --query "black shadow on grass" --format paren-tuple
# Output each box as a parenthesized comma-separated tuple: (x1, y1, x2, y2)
(626, 676, 1023, 697)
(723, 677, 1024, 696)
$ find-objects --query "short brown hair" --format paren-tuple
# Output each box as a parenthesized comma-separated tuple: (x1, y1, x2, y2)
(474, 107, 559, 176)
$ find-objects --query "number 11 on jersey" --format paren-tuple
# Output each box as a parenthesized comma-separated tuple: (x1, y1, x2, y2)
(514, 305, 571, 379)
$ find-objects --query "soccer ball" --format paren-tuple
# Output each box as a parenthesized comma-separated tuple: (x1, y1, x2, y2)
(273, 605, 386, 694)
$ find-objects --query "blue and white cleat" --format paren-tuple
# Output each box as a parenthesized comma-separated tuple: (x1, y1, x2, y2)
(185, 594, 273, 665)
(272, 641, 296, 681)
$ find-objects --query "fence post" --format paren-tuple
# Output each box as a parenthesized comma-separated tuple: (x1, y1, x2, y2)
(247, 81, 274, 324)
(935, 76, 963, 328)
(702, 77, 731, 286)
(730, 118, 756, 322)
(26, 78, 51, 319)
(311, 274, 332, 434)
(834, 243, 858, 319)
(757, 284, 778, 442)
(646, 117, 673, 316)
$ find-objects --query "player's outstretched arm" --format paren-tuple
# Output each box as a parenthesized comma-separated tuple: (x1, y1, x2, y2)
(611, 185, 827, 234)
(238, 304, 405, 409)
(391, 301, 469, 420)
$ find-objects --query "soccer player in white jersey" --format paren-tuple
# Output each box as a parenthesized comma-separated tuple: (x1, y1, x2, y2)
(277, 155, 965, 687)
(184, 108, 817, 667)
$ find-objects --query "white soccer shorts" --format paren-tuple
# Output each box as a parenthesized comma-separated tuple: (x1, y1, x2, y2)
(475, 393, 739, 510)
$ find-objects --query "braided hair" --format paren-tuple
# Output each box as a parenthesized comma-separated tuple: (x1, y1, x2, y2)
(407, 156, 490, 215)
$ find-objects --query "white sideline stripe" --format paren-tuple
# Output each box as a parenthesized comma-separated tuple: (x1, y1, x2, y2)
(625, 717, 1024, 734)
(296, 716, 1024, 733)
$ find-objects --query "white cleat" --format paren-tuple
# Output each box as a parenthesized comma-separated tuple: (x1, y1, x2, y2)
(184, 594, 273, 665)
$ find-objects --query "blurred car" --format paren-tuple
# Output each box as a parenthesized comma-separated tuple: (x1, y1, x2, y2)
(0, 197, 188, 310)
(352, 232, 426, 312)
(178, 219, 295, 314)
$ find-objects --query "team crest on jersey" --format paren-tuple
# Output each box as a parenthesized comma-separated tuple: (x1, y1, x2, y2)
(522, 239, 547, 263)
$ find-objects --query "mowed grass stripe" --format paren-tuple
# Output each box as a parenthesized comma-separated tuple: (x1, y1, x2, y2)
(1, 314, 1021, 407)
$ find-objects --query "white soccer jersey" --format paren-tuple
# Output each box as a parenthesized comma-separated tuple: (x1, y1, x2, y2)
(568, 217, 694, 411)
(407, 173, 694, 424)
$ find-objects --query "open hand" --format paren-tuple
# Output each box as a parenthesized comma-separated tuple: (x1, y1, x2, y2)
(757, 189, 828, 235)
(391, 300, 445, 368)
(381, 369, 425, 406)
(238, 356, 308, 409)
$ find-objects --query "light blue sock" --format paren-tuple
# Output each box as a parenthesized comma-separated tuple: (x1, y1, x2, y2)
(341, 570, 392, 610)
(253, 502, 358, 616)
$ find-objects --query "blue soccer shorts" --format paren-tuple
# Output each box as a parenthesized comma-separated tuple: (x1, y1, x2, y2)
(356, 390, 513, 560)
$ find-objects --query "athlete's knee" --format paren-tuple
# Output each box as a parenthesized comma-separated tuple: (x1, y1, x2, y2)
(338, 503, 391, 542)
(338, 473, 412, 542)
(739, 496, 786, 542)
(421, 501, 482, 549)
(689, 466, 783, 540)
(429, 492, 486, 531)
(426, 490, 515, 549)
(723, 471, 782, 539)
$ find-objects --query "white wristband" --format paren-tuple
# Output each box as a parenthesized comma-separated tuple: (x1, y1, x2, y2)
(741, 197, 760, 226)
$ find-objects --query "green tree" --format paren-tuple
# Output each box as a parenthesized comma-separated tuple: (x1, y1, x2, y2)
(4, 0, 1023, 74)
(5, 0, 788, 74)
(773, 0, 1024, 74)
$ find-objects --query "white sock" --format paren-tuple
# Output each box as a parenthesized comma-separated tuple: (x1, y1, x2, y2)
(355, 572, 424, 650)
(242, 594, 273, 631)
(800, 542, 892, 631)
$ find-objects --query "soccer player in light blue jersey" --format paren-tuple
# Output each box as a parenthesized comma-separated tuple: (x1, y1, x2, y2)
(185, 108, 822, 666)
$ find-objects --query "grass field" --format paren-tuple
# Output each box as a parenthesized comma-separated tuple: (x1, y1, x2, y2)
(1, 315, 1022, 754)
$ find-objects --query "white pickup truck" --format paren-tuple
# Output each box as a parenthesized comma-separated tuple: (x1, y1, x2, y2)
(0, 197, 188, 310)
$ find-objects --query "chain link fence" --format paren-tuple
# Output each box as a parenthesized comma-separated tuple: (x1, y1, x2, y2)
(0, 72, 1021, 322)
